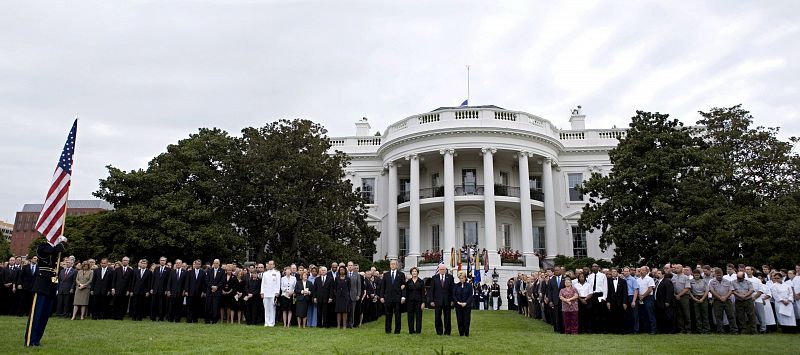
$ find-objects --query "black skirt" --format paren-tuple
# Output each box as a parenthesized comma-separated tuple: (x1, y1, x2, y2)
(279, 295, 293, 310)
(296, 300, 309, 318)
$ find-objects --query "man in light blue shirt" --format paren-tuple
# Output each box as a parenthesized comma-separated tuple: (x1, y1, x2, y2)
(623, 267, 639, 334)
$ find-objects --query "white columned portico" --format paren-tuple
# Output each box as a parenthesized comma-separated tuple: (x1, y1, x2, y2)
(518, 152, 538, 268)
(406, 154, 420, 268)
(386, 161, 399, 261)
(440, 148, 456, 265)
(542, 158, 557, 262)
(481, 147, 501, 267)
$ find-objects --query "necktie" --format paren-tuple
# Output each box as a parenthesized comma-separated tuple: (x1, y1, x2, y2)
(392, 271, 395, 282)
(102, 268, 106, 279)
(141, 269, 144, 278)
(322, 276, 325, 284)
(177, 270, 181, 279)
(593, 272, 597, 292)
(195, 270, 199, 279)
(441, 275, 445, 286)
(557, 276, 561, 287)
(32, 265, 36, 274)
(214, 269, 217, 278)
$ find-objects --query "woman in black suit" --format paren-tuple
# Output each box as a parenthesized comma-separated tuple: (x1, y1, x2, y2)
(295, 270, 314, 328)
(221, 265, 238, 323)
(453, 271, 474, 337)
(405, 267, 425, 334)
(334, 266, 350, 329)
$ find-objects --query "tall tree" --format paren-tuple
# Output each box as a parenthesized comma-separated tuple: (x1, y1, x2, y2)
(92, 128, 246, 262)
(229, 119, 378, 266)
(578, 111, 703, 266)
(692, 105, 800, 267)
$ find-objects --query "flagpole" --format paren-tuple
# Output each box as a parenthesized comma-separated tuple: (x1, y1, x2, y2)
(466, 65, 470, 105)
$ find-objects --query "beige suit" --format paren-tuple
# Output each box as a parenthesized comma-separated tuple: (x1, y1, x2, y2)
(73, 269, 93, 306)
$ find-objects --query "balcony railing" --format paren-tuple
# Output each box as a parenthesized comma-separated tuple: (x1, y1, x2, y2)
(419, 186, 445, 199)
(494, 184, 520, 197)
(401, 186, 544, 202)
(454, 184, 484, 196)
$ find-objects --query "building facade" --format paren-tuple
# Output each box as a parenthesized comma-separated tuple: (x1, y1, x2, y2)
(10, 199, 114, 256)
(0, 220, 12, 241)
(328, 105, 624, 282)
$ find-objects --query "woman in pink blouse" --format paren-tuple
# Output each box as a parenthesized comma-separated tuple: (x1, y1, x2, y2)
(559, 277, 579, 334)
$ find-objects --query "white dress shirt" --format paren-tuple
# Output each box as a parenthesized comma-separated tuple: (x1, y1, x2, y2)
(587, 271, 608, 301)
(637, 275, 655, 298)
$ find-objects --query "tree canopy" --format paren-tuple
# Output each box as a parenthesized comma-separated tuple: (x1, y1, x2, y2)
(60, 120, 377, 265)
(579, 105, 800, 268)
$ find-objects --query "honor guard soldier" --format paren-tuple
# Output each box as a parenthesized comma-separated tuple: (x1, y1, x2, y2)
(25, 236, 67, 347)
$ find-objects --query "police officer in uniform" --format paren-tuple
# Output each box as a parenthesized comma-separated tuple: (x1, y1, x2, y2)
(24, 236, 67, 347)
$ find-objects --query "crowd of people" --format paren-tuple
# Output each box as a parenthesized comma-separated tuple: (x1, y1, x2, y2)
(0, 255, 483, 337)
(4, 252, 799, 338)
(506, 263, 800, 335)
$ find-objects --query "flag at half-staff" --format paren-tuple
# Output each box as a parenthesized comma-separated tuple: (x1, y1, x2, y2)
(35, 119, 77, 245)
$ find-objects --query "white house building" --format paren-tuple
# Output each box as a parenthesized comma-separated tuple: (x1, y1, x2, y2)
(328, 104, 623, 282)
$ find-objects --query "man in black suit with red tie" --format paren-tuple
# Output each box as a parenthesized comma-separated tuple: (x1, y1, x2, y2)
(379, 259, 405, 334)
(150, 256, 169, 321)
(130, 259, 152, 321)
(111, 256, 134, 320)
(607, 268, 628, 334)
(547, 266, 566, 333)
(56, 258, 76, 317)
(185, 259, 206, 323)
(428, 263, 454, 335)
(166, 259, 187, 322)
(313, 266, 334, 328)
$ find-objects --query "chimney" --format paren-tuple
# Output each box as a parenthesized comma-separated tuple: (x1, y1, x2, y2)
(569, 105, 585, 130)
(355, 117, 371, 136)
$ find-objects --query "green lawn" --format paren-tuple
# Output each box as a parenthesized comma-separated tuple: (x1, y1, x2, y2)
(1, 311, 798, 354)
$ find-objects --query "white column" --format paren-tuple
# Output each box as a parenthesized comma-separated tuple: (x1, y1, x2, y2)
(440, 148, 456, 266)
(518, 152, 538, 268)
(386, 161, 398, 261)
(542, 158, 558, 261)
(482, 147, 501, 268)
(405, 154, 420, 268)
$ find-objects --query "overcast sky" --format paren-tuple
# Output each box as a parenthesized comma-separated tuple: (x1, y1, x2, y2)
(1, 1, 798, 222)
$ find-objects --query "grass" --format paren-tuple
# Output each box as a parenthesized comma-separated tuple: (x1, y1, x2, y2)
(1, 311, 798, 354)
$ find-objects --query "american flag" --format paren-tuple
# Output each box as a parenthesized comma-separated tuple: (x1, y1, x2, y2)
(35, 119, 78, 245)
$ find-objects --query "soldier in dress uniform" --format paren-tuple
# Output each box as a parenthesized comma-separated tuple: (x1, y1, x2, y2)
(24, 236, 67, 347)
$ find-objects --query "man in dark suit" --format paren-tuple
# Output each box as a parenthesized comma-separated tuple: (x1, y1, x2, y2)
(17, 256, 38, 317)
(90, 258, 113, 319)
(379, 259, 405, 334)
(607, 268, 628, 334)
(150, 256, 169, 321)
(0, 259, 14, 315)
(166, 259, 187, 322)
(4, 257, 20, 315)
(313, 266, 334, 328)
(346, 261, 364, 328)
(205, 258, 224, 324)
(547, 266, 566, 333)
(428, 263, 454, 335)
(185, 259, 206, 323)
(654, 270, 674, 334)
(130, 259, 151, 321)
(111, 256, 134, 320)
(56, 258, 76, 317)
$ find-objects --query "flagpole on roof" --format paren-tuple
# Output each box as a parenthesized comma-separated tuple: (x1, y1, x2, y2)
(466, 65, 470, 105)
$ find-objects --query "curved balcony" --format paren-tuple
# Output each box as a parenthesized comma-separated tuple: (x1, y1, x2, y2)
(398, 186, 545, 204)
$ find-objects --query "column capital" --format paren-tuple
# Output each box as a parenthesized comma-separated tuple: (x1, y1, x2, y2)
(383, 161, 395, 170)
(405, 153, 423, 161)
(516, 150, 534, 159)
(439, 148, 456, 156)
(480, 147, 497, 155)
